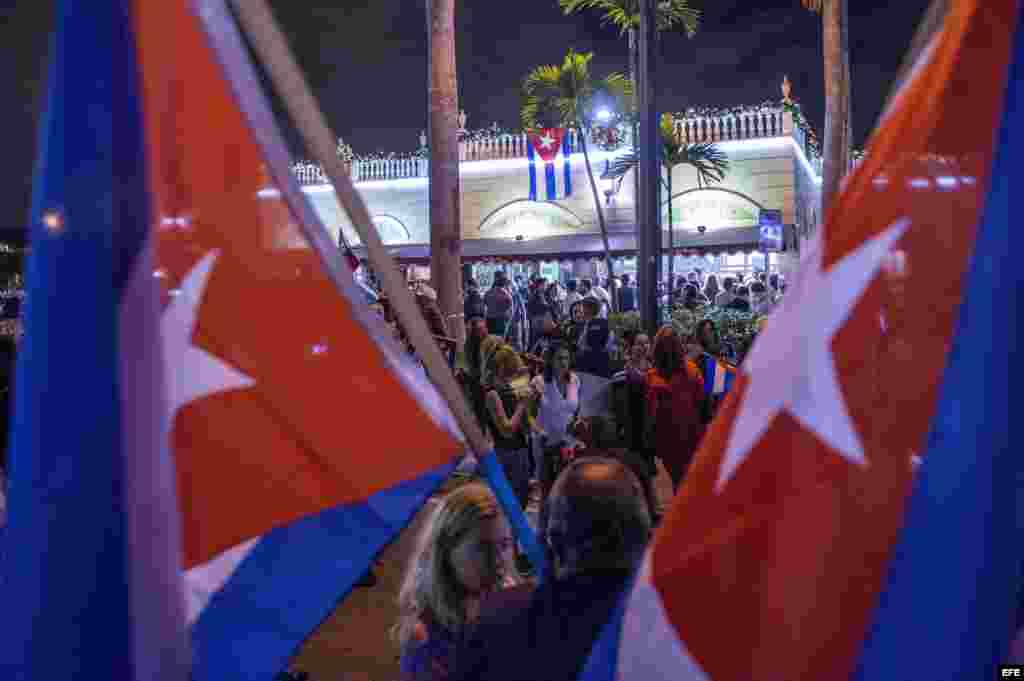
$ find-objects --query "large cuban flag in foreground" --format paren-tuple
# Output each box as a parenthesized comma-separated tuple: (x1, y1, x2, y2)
(1, 1, 468, 680)
(583, 0, 1024, 679)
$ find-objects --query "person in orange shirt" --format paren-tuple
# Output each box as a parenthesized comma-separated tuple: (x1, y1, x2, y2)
(645, 326, 707, 492)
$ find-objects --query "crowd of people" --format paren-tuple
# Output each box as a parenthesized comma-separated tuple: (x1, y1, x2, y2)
(461, 267, 785, 350)
(385, 268, 762, 680)
(664, 269, 784, 315)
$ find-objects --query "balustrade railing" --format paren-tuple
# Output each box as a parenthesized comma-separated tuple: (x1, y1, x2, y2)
(673, 108, 790, 144)
(292, 158, 428, 185)
(292, 109, 826, 186)
(457, 129, 582, 161)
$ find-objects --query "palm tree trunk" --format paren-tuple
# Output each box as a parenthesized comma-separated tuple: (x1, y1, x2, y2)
(628, 29, 640, 193)
(666, 166, 673, 301)
(821, 0, 851, 215)
(629, 28, 641, 304)
(576, 119, 615, 282)
(427, 0, 462, 333)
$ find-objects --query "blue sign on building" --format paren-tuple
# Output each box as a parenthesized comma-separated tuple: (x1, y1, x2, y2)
(759, 209, 784, 251)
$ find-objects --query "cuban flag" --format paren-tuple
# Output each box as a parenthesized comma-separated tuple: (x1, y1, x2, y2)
(582, 0, 1024, 679)
(527, 128, 572, 201)
(699, 353, 736, 400)
(1, 1, 475, 679)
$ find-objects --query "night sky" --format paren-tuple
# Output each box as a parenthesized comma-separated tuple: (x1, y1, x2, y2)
(1, 0, 930, 232)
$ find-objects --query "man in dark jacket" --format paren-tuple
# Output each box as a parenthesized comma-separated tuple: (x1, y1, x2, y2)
(464, 277, 485, 320)
(618, 273, 637, 312)
(450, 457, 651, 681)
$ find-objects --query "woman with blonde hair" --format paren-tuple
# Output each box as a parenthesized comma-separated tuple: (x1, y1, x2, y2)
(395, 482, 516, 680)
(477, 335, 505, 390)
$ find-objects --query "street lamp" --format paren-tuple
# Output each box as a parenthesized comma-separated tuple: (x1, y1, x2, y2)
(595, 108, 612, 123)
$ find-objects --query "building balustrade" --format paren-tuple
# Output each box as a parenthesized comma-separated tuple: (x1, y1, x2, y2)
(291, 106, 828, 186)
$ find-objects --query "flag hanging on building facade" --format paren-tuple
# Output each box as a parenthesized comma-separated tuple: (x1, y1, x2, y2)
(581, 0, 1024, 679)
(2, 1, 467, 680)
(527, 128, 572, 201)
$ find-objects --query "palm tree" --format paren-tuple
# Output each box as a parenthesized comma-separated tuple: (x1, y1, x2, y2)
(521, 50, 633, 279)
(803, 0, 851, 215)
(560, 0, 700, 30)
(560, 0, 699, 151)
(606, 113, 729, 293)
(427, 0, 461, 332)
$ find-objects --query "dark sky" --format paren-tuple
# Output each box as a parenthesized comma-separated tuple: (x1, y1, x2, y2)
(1, 0, 930, 232)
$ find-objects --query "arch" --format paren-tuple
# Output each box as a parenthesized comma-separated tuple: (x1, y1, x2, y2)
(371, 214, 411, 244)
(664, 186, 767, 211)
(478, 199, 585, 236)
(663, 187, 767, 231)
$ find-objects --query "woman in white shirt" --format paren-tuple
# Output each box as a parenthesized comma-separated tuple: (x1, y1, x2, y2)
(530, 343, 580, 500)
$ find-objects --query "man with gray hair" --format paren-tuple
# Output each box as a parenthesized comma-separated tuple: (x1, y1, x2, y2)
(451, 457, 651, 681)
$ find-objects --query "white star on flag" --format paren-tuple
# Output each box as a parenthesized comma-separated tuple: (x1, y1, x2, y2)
(717, 219, 911, 490)
(162, 250, 255, 423)
(537, 133, 556, 150)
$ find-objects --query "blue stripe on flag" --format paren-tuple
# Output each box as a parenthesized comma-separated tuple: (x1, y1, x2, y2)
(192, 459, 457, 680)
(563, 133, 572, 197)
(527, 138, 538, 202)
(0, 0, 162, 678)
(577, 570, 637, 681)
(854, 18, 1024, 680)
(702, 356, 715, 399)
(545, 163, 557, 201)
(478, 450, 547, 582)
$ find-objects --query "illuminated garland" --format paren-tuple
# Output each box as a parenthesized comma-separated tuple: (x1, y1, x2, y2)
(296, 104, 871, 170)
(781, 100, 822, 159)
(458, 123, 520, 143)
(674, 100, 782, 120)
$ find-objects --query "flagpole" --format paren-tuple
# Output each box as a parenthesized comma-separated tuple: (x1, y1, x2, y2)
(228, 0, 491, 458)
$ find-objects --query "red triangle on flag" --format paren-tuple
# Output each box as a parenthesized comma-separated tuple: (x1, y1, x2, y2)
(528, 128, 566, 164)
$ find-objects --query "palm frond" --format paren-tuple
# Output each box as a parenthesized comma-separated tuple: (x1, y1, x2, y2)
(606, 138, 729, 190)
(521, 51, 603, 128)
(560, 0, 635, 34)
(680, 142, 730, 186)
(521, 64, 569, 128)
(605, 149, 639, 179)
(560, 0, 700, 36)
(655, 0, 701, 37)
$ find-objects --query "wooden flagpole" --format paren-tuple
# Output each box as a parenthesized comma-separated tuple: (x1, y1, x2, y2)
(228, 0, 491, 458)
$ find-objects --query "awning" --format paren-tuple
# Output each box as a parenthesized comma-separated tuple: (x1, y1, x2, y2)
(352, 225, 793, 263)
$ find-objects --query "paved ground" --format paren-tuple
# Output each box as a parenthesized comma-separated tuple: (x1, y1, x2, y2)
(290, 462, 676, 681)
